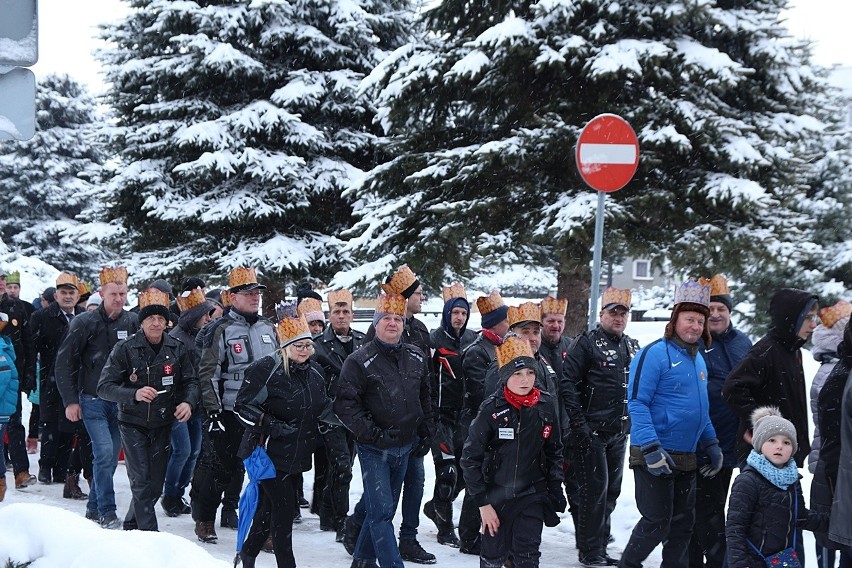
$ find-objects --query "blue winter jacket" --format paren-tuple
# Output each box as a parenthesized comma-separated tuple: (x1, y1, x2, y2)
(628, 338, 716, 452)
(0, 336, 19, 423)
(699, 325, 752, 466)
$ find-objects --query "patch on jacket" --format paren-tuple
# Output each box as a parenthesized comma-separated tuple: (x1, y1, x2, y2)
(492, 407, 511, 420)
(163, 364, 173, 376)
(233, 342, 243, 354)
(542, 425, 552, 439)
(700, 371, 706, 382)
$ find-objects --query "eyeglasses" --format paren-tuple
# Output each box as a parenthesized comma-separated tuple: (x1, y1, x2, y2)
(807, 313, 820, 323)
(290, 342, 314, 352)
(236, 290, 261, 297)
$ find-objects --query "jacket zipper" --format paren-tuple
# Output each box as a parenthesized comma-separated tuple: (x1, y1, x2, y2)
(512, 409, 522, 498)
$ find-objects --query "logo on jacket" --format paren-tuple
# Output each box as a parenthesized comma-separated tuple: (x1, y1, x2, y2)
(492, 407, 511, 420)
(163, 364, 173, 376)
(700, 371, 706, 382)
(542, 425, 552, 439)
(233, 342, 243, 354)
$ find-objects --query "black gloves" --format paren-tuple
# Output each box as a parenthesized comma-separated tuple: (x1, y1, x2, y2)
(547, 482, 567, 514)
(206, 412, 225, 433)
(570, 424, 594, 455)
(412, 436, 431, 457)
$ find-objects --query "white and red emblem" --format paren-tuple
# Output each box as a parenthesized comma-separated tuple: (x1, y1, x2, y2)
(163, 364, 173, 376)
(233, 343, 243, 354)
(542, 425, 552, 439)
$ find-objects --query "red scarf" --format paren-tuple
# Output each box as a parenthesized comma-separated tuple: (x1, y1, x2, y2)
(482, 329, 503, 345)
(503, 385, 541, 409)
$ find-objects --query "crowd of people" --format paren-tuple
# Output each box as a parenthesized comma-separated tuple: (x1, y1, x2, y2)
(1, 262, 851, 568)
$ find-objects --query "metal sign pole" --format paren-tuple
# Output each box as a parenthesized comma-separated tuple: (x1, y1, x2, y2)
(588, 191, 606, 330)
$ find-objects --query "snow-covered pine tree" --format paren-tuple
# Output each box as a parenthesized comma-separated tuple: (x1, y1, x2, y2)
(0, 74, 107, 277)
(342, 0, 841, 333)
(98, 0, 414, 288)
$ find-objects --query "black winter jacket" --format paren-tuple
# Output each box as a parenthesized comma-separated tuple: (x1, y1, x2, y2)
(0, 293, 36, 385)
(235, 354, 334, 473)
(560, 327, 638, 434)
(334, 339, 434, 447)
(55, 305, 139, 406)
(30, 302, 84, 419)
(97, 330, 199, 429)
(311, 325, 366, 398)
(726, 466, 823, 567)
(430, 327, 477, 413)
(461, 331, 500, 413)
(461, 389, 563, 507)
(723, 288, 817, 466)
(539, 335, 572, 382)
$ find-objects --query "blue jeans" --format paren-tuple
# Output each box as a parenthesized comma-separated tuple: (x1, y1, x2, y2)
(163, 414, 202, 498)
(354, 442, 412, 568)
(400, 453, 424, 540)
(79, 394, 121, 517)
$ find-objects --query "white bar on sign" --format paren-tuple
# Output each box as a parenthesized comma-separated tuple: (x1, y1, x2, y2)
(579, 143, 637, 165)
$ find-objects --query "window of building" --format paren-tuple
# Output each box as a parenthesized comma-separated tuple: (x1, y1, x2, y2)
(633, 259, 653, 281)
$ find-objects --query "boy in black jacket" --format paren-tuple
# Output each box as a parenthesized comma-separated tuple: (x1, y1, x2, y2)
(461, 335, 565, 568)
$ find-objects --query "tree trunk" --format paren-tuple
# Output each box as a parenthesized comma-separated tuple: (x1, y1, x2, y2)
(260, 277, 288, 319)
(557, 238, 592, 337)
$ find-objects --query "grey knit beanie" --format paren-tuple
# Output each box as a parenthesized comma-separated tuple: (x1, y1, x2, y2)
(751, 406, 798, 455)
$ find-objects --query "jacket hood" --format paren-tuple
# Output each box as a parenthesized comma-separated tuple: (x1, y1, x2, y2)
(441, 297, 470, 338)
(811, 319, 847, 361)
(768, 288, 818, 348)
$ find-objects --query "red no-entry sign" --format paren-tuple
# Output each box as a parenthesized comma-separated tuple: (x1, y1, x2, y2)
(575, 114, 639, 192)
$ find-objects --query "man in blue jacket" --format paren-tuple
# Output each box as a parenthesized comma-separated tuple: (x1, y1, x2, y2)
(619, 281, 723, 568)
(689, 275, 752, 568)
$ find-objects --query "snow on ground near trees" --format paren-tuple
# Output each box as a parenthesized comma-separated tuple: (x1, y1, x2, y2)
(0, 321, 822, 567)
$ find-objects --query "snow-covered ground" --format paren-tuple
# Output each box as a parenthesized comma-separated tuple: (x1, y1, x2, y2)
(0, 319, 823, 567)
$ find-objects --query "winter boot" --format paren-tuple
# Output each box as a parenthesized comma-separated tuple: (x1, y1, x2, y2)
(26, 437, 37, 454)
(0, 476, 6, 501)
(221, 508, 239, 529)
(63, 473, 87, 500)
(235, 551, 256, 568)
(262, 536, 274, 554)
(195, 520, 218, 543)
(15, 471, 37, 489)
(342, 515, 361, 555)
(38, 469, 52, 484)
(423, 500, 460, 547)
(161, 495, 184, 517)
(399, 538, 437, 564)
(350, 560, 379, 568)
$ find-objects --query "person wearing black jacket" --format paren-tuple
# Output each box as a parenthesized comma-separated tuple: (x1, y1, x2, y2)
(234, 308, 335, 568)
(461, 335, 565, 568)
(97, 289, 199, 531)
(562, 288, 638, 567)
(0, 269, 37, 489)
(335, 291, 435, 568)
(349, 266, 436, 564)
(423, 283, 477, 548)
(723, 287, 819, 467)
(55, 266, 139, 527)
(31, 272, 90, 497)
(311, 289, 366, 537)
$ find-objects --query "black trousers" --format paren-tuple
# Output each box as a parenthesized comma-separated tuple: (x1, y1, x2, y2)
(619, 467, 696, 568)
(481, 494, 546, 568)
(69, 429, 93, 479)
(322, 425, 355, 527)
(7, 395, 29, 475)
(243, 472, 298, 568)
(190, 411, 246, 521)
(120, 422, 172, 531)
(688, 467, 733, 568)
(574, 431, 627, 559)
(38, 421, 75, 480)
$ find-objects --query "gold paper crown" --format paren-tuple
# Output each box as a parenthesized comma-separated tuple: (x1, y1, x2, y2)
(228, 267, 259, 289)
(496, 335, 535, 369)
(540, 296, 568, 316)
(220, 289, 231, 307)
(476, 290, 505, 315)
(56, 272, 79, 289)
(99, 266, 128, 286)
(138, 288, 170, 309)
(442, 282, 467, 303)
(819, 300, 852, 328)
(601, 287, 632, 309)
(6, 271, 20, 285)
(297, 298, 324, 317)
(76, 281, 91, 296)
(176, 288, 207, 312)
(276, 315, 312, 345)
(699, 274, 730, 297)
(381, 265, 417, 295)
(376, 293, 407, 317)
(674, 280, 711, 307)
(508, 302, 542, 327)
(328, 289, 353, 307)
